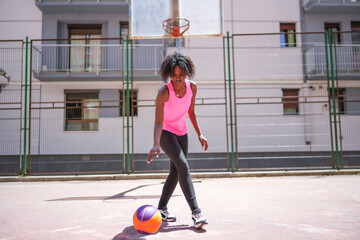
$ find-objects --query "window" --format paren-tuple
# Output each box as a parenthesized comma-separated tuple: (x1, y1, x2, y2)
(68, 24, 102, 72)
(325, 23, 341, 43)
(283, 89, 299, 115)
(280, 23, 296, 47)
(65, 91, 99, 131)
(120, 89, 138, 117)
(329, 88, 345, 114)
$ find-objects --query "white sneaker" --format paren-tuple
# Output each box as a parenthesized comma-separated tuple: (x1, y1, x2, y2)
(192, 212, 208, 229)
(159, 209, 177, 222)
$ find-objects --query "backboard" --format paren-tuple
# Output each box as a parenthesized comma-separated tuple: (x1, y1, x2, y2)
(129, 0, 223, 39)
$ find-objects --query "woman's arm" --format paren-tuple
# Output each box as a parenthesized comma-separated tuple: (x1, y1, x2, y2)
(147, 85, 169, 163)
(188, 81, 208, 151)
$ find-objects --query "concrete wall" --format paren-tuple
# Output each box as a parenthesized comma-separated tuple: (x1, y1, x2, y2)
(0, 0, 42, 40)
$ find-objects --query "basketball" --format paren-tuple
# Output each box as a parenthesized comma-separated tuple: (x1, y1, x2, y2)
(133, 205, 162, 234)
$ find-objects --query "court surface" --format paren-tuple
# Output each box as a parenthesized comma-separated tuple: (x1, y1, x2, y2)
(1, 175, 360, 240)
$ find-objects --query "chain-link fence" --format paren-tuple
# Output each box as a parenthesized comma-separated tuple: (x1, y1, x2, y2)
(0, 31, 359, 175)
(226, 31, 360, 170)
(0, 40, 25, 175)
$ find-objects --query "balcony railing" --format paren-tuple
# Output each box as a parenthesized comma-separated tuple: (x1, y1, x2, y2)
(32, 43, 164, 76)
(305, 44, 360, 78)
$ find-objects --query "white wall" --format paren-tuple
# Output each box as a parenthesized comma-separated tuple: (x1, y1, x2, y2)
(224, 0, 300, 34)
(0, 0, 42, 40)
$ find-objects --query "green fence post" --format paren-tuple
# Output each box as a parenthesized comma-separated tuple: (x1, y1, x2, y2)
(328, 29, 340, 170)
(231, 35, 239, 170)
(324, 33, 335, 168)
(122, 38, 126, 172)
(332, 34, 344, 168)
(22, 36, 29, 175)
(223, 36, 230, 170)
(131, 39, 135, 172)
(126, 35, 131, 174)
(226, 32, 235, 172)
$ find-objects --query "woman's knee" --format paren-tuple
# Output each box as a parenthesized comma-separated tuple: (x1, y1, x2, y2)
(176, 159, 190, 175)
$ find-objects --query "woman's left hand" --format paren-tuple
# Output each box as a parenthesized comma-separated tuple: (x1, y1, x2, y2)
(198, 135, 208, 151)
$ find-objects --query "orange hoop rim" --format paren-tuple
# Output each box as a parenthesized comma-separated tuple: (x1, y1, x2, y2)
(162, 18, 190, 37)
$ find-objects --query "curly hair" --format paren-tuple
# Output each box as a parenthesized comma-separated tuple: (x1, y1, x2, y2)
(160, 52, 195, 82)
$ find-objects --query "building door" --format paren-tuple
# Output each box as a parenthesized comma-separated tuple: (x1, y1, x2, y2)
(68, 24, 102, 72)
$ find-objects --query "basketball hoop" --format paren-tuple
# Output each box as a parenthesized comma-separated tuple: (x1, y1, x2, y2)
(163, 18, 190, 37)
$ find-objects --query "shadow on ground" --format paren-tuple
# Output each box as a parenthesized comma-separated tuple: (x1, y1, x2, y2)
(159, 222, 206, 233)
(112, 226, 145, 240)
(47, 183, 179, 201)
(112, 222, 206, 240)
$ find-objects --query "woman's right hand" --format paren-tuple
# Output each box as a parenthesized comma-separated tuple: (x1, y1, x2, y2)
(147, 145, 161, 164)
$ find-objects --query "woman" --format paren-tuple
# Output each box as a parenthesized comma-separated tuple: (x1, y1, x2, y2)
(147, 52, 208, 229)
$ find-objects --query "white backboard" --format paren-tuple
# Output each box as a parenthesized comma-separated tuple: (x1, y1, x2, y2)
(129, 0, 223, 39)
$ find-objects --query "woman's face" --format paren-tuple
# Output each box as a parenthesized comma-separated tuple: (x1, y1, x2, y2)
(170, 66, 186, 87)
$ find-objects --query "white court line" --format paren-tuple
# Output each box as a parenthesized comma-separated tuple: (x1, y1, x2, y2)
(50, 226, 82, 232)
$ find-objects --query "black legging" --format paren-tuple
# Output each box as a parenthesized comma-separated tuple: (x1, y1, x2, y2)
(158, 130, 201, 214)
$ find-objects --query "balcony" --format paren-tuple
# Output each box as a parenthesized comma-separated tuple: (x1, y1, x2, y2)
(305, 44, 360, 79)
(303, 0, 360, 14)
(35, 0, 129, 14)
(32, 42, 164, 81)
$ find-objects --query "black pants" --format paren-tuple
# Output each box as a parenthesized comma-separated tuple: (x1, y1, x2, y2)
(158, 130, 201, 214)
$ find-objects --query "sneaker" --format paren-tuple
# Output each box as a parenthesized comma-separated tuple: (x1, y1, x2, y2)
(192, 212, 208, 229)
(159, 209, 177, 222)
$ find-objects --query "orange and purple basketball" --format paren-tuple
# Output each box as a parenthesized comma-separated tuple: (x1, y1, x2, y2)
(133, 205, 162, 234)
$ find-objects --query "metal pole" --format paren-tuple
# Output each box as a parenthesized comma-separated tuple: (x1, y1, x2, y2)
(231, 35, 239, 170)
(22, 37, 29, 175)
(226, 32, 235, 172)
(122, 38, 126, 173)
(223, 36, 230, 170)
(19, 41, 25, 173)
(131, 39, 134, 172)
(28, 39, 33, 174)
(171, 0, 181, 52)
(328, 28, 340, 170)
(332, 34, 344, 168)
(126, 35, 131, 174)
(324, 33, 335, 168)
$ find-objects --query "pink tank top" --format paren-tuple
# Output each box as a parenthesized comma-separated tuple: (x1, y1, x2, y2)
(163, 80, 193, 136)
